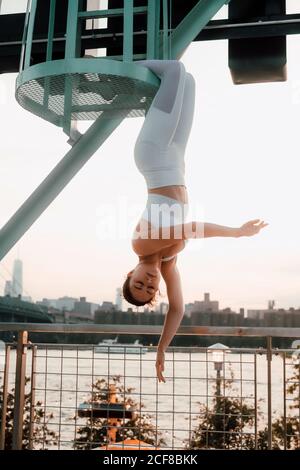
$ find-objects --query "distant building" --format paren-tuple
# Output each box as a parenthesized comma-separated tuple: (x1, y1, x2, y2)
(12, 259, 23, 297)
(64, 311, 94, 323)
(73, 297, 99, 319)
(48, 308, 66, 323)
(56, 296, 78, 311)
(98, 301, 115, 312)
(247, 301, 277, 320)
(4, 281, 12, 297)
(115, 287, 123, 311)
(37, 298, 59, 309)
(0, 295, 52, 324)
(185, 303, 195, 318)
(156, 302, 168, 315)
(268, 300, 275, 310)
(191, 293, 219, 313)
(37, 296, 78, 311)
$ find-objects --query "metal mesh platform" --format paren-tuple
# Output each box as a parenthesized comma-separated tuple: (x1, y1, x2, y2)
(16, 71, 159, 126)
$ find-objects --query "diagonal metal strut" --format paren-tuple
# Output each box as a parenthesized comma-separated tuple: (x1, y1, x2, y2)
(0, 0, 232, 261)
(169, 0, 231, 59)
(0, 114, 124, 261)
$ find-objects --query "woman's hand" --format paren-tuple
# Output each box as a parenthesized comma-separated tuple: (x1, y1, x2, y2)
(156, 349, 166, 383)
(238, 219, 268, 237)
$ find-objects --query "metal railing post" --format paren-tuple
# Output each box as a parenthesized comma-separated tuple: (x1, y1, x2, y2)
(12, 331, 28, 450)
(254, 352, 258, 450)
(28, 345, 37, 450)
(0, 345, 11, 450)
(266, 336, 273, 450)
(283, 351, 287, 450)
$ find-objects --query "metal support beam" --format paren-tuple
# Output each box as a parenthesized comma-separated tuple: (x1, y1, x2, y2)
(12, 331, 28, 450)
(162, 0, 169, 59)
(20, 1, 36, 73)
(0, 115, 124, 261)
(65, 0, 83, 59)
(146, 0, 158, 59)
(196, 15, 300, 41)
(2, 15, 300, 74)
(169, 0, 231, 59)
(1, 323, 300, 337)
(46, 0, 56, 62)
(123, 0, 134, 62)
(24, 0, 38, 69)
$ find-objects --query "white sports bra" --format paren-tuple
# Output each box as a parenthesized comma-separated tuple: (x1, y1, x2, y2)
(139, 193, 189, 262)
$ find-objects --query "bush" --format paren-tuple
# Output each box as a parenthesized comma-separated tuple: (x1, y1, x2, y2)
(0, 377, 58, 449)
(74, 375, 166, 450)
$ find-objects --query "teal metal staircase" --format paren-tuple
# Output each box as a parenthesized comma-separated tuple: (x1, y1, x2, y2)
(0, 0, 230, 261)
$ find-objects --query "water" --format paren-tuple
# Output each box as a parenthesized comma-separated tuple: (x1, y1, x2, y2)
(3, 348, 299, 449)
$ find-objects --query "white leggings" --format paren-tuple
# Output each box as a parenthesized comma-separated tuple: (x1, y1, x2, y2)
(134, 60, 196, 189)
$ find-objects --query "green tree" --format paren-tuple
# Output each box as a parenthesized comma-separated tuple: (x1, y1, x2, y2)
(74, 375, 166, 450)
(0, 377, 58, 449)
(266, 360, 300, 450)
(186, 360, 300, 450)
(186, 371, 257, 450)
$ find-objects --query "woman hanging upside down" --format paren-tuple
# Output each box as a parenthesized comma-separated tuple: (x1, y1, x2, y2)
(122, 60, 268, 383)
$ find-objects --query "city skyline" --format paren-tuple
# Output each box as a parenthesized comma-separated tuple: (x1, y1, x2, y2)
(1, 2, 300, 311)
(1, 261, 298, 314)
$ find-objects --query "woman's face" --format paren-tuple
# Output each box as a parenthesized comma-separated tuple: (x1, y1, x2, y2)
(128, 263, 161, 304)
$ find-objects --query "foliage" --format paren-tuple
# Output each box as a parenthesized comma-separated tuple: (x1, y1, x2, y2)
(187, 361, 300, 450)
(74, 375, 166, 450)
(0, 377, 58, 449)
(266, 361, 300, 450)
(186, 370, 257, 450)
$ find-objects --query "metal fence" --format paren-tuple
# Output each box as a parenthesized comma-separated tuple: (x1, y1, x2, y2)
(0, 324, 300, 450)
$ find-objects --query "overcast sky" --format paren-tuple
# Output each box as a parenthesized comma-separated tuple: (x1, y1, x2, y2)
(0, 1, 300, 311)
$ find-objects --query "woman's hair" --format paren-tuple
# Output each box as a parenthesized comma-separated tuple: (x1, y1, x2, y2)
(122, 275, 157, 307)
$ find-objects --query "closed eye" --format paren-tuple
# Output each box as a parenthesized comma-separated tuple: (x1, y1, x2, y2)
(134, 282, 155, 294)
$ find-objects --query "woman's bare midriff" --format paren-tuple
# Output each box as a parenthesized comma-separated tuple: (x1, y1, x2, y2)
(160, 239, 186, 259)
(133, 185, 188, 259)
(148, 185, 188, 205)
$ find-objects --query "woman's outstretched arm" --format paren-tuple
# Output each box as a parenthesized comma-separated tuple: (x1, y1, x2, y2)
(187, 219, 268, 239)
(156, 258, 184, 383)
(134, 219, 268, 256)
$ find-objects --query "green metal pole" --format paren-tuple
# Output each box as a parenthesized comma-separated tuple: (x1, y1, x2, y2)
(162, 0, 169, 59)
(43, 0, 57, 109)
(0, 115, 124, 261)
(146, 0, 157, 59)
(63, 0, 84, 136)
(19, 0, 32, 73)
(123, 0, 134, 62)
(169, 0, 231, 59)
(46, 0, 56, 62)
(65, 0, 83, 59)
(24, 0, 38, 69)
